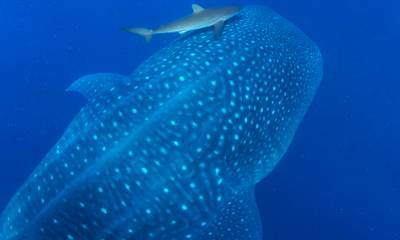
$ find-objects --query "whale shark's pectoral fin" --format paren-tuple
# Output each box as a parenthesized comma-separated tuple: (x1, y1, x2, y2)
(199, 188, 262, 240)
(66, 73, 128, 101)
(192, 4, 205, 14)
(214, 20, 225, 38)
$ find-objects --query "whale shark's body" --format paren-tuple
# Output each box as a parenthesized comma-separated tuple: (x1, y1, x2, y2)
(0, 6, 322, 240)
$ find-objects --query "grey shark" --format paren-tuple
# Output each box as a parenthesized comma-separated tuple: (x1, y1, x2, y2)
(122, 4, 241, 42)
(0, 6, 322, 240)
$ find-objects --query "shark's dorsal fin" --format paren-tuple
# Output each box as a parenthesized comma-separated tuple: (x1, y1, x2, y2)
(67, 73, 128, 101)
(192, 4, 205, 14)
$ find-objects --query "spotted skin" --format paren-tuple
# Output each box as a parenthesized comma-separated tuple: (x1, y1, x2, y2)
(0, 6, 322, 240)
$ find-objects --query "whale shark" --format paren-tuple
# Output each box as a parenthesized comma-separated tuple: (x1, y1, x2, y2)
(122, 4, 242, 42)
(0, 6, 322, 240)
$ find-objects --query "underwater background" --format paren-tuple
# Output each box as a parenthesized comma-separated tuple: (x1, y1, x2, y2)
(0, 0, 398, 239)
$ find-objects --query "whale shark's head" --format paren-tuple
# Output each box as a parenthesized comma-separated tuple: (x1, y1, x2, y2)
(1, 6, 322, 240)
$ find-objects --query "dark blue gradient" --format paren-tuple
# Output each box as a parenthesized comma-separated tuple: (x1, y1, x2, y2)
(0, 0, 398, 239)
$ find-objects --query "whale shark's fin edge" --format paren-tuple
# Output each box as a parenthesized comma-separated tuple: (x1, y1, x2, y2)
(66, 73, 128, 101)
(199, 188, 262, 240)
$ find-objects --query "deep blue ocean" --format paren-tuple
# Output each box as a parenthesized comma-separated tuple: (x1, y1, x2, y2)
(0, 0, 399, 239)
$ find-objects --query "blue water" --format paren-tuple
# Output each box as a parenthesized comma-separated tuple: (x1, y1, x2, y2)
(0, 0, 398, 239)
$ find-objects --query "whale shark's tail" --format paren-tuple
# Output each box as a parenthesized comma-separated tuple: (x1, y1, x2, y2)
(121, 27, 153, 43)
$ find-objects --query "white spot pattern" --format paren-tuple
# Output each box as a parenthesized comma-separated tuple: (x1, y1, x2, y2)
(0, 6, 322, 240)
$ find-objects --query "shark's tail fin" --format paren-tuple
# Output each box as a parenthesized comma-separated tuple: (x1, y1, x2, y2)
(121, 27, 153, 43)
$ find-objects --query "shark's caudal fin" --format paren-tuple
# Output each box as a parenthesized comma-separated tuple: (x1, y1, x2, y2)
(121, 27, 153, 43)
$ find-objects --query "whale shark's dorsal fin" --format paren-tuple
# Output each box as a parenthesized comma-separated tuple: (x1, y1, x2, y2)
(66, 73, 128, 101)
(192, 4, 205, 14)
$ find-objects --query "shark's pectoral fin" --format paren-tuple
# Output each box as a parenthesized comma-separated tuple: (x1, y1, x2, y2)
(66, 73, 128, 101)
(199, 188, 262, 240)
(214, 20, 225, 38)
(192, 4, 205, 14)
